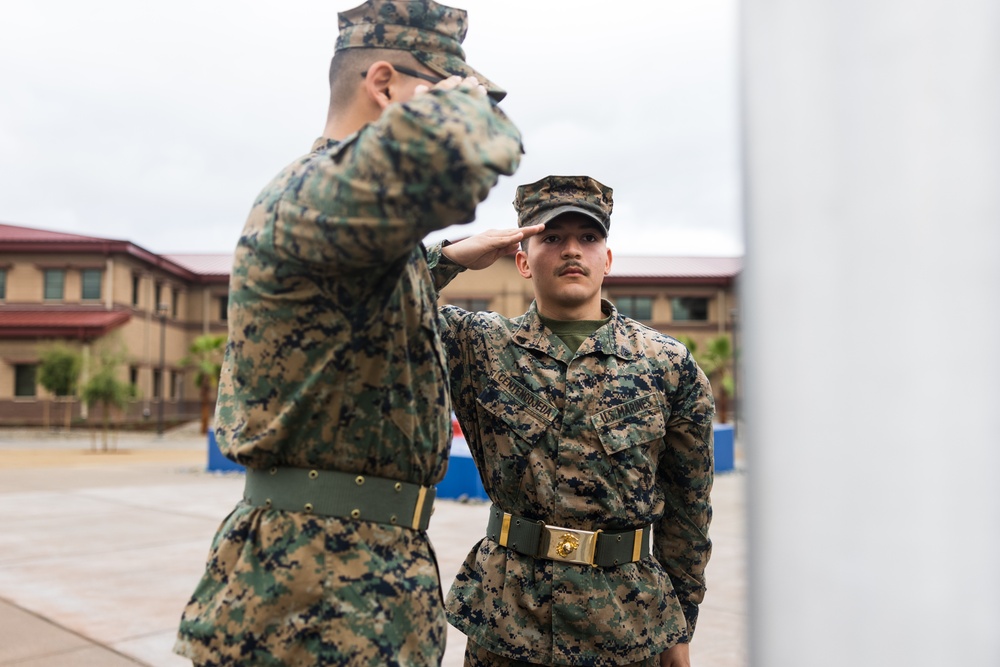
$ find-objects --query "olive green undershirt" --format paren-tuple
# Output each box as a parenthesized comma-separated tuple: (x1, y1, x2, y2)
(538, 314, 611, 354)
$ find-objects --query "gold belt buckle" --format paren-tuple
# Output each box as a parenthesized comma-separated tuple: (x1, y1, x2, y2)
(541, 524, 601, 566)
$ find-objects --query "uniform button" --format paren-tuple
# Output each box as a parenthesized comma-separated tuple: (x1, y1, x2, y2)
(390, 515, 398, 524)
(515, 520, 520, 526)
(394, 482, 403, 492)
(304, 503, 313, 514)
(351, 509, 361, 519)
(269, 467, 277, 475)
(356, 476, 365, 486)
(617, 535, 622, 542)
(309, 470, 318, 479)
(265, 498, 272, 508)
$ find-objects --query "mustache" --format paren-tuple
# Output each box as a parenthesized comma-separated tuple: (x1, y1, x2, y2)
(556, 261, 589, 277)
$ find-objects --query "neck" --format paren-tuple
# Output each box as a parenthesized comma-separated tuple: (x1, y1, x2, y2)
(535, 298, 605, 321)
(323, 105, 377, 141)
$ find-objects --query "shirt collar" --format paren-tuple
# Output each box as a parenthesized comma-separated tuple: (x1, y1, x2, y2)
(513, 300, 635, 361)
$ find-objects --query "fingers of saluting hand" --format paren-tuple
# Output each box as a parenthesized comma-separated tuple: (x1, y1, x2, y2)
(517, 223, 546, 240)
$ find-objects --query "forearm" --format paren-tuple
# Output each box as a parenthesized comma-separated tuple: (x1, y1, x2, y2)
(426, 242, 467, 293)
(283, 88, 522, 270)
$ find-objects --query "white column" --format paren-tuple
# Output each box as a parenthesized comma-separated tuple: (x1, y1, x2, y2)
(104, 257, 114, 310)
(741, 2, 1000, 665)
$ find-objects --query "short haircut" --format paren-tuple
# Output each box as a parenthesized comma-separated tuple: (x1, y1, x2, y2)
(327, 48, 423, 113)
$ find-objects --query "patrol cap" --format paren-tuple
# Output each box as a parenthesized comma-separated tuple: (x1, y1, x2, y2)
(336, 0, 506, 101)
(514, 175, 614, 236)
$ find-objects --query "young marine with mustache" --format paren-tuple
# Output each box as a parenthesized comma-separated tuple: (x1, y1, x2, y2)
(427, 175, 715, 667)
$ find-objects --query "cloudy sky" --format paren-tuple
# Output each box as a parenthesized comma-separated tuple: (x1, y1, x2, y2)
(0, 0, 741, 257)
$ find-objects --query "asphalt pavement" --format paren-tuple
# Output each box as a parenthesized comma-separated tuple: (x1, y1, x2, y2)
(0, 425, 746, 667)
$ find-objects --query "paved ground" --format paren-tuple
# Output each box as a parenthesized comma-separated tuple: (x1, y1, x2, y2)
(0, 426, 746, 667)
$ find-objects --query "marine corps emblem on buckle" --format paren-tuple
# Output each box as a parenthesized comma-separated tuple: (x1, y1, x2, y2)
(555, 533, 580, 558)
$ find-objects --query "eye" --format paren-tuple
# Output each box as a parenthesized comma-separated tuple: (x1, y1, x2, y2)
(541, 234, 559, 243)
(582, 233, 598, 242)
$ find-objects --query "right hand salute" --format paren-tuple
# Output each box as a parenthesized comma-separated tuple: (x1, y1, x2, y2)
(415, 74, 488, 99)
(442, 224, 546, 270)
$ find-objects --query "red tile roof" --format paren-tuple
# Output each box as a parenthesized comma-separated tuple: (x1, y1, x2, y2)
(0, 222, 225, 283)
(609, 256, 742, 279)
(0, 223, 120, 244)
(0, 309, 131, 340)
(162, 254, 233, 277)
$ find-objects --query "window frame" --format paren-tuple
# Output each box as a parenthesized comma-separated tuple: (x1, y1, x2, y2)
(43, 269, 65, 301)
(671, 296, 711, 322)
(81, 268, 103, 301)
(14, 364, 37, 397)
(614, 295, 654, 321)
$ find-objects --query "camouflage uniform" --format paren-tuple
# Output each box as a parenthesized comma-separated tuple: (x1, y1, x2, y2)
(174, 2, 521, 665)
(426, 177, 715, 666)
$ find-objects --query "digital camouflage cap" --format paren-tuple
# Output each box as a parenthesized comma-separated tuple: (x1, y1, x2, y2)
(514, 175, 613, 236)
(336, 0, 506, 101)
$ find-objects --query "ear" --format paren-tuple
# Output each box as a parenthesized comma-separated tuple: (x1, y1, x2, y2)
(604, 247, 613, 276)
(362, 60, 395, 110)
(515, 249, 532, 279)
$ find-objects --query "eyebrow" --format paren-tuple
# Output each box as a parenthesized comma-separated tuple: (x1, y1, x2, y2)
(544, 220, 603, 233)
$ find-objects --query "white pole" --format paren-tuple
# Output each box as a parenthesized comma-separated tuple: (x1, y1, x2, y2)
(741, 1, 1000, 665)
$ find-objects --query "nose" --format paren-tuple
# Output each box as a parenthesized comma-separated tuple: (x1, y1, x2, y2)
(561, 237, 582, 258)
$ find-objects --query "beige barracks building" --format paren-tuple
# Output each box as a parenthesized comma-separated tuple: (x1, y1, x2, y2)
(0, 222, 740, 426)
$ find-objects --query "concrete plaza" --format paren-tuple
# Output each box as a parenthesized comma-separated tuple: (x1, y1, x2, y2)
(0, 426, 746, 667)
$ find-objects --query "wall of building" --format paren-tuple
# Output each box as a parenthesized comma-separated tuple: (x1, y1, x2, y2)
(0, 247, 229, 424)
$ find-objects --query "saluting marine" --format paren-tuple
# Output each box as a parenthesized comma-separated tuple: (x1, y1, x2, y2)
(174, 1, 521, 665)
(429, 176, 715, 666)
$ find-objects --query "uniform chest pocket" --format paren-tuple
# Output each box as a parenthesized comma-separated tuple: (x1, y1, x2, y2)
(476, 371, 559, 446)
(591, 393, 667, 455)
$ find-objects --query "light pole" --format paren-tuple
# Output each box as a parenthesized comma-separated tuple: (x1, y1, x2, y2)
(157, 302, 167, 437)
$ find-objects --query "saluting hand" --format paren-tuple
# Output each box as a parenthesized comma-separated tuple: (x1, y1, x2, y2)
(441, 224, 545, 270)
(415, 75, 488, 100)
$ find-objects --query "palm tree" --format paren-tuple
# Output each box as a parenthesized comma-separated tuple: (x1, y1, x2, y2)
(182, 334, 227, 434)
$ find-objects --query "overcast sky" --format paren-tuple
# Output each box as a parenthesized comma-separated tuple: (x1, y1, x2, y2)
(0, 0, 742, 257)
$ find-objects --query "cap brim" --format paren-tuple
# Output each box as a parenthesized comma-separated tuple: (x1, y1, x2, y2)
(524, 205, 609, 236)
(415, 51, 507, 101)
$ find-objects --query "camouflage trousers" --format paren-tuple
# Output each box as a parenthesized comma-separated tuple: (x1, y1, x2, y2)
(464, 639, 659, 667)
(175, 504, 446, 666)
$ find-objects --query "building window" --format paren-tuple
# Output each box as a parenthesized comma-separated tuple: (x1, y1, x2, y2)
(171, 288, 180, 318)
(671, 296, 710, 322)
(44, 269, 65, 300)
(131, 275, 140, 306)
(154, 282, 163, 312)
(0, 269, 6, 300)
(14, 364, 37, 397)
(615, 295, 653, 321)
(81, 269, 102, 300)
(129, 366, 139, 390)
(152, 369, 162, 400)
(219, 295, 229, 321)
(448, 297, 491, 312)
(170, 370, 180, 400)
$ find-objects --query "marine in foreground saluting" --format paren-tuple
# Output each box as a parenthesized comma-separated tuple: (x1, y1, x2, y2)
(174, 1, 521, 665)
